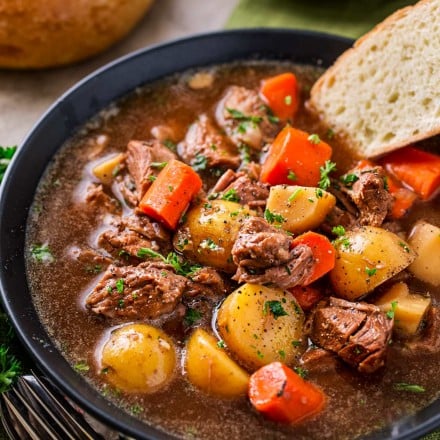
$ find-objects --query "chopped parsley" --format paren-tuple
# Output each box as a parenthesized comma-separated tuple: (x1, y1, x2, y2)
(332, 225, 346, 237)
(221, 188, 240, 202)
(393, 383, 425, 393)
(318, 160, 337, 190)
(307, 133, 321, 144)
(150, 161, 168, 170)
(73, 361, 90, 373)
(184, 308, 203, 326)
(136, 248, 201, 277)
(315, 188, 323, 198)
(168, 185, 174, 192)
(0, 145, 17, 184)
(264, 208, 285, 224)
(278, 350, 286, 359)
(226, 108, 262, 124)
(365, 267, 377, 277)
(217, 340, 226, 349)
(294, 366, 308, 379)
(199, 238, 219, 250)
(292, 340, 302, 347)
(130, 405, 144, 416)
(287, 170, 297, 181)
(163, 139, 177, 152)
(326, 128, 335, 139)
(192, 154, 208, 171)
(398, 241, 410, 253)
(147, 175, 156, 182)
(30, 244, 55, 263)
(85, 264, 103, 274)
(239, 144, 251, 165)
(340, 173, 359, 187)
(386, 300, 398, 319)
(264, 300, 288, 319)
(288, 188, 302, 203)
(284, 95, 292, 105)
(116, 278, 124, 294)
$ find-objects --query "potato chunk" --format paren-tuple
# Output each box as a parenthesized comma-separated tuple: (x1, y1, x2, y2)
(185, 329, 249, 397)
(375, 282, 431, 335)
(217, 283, 304, 370)
(330, 226, 416, 300)
(174, 200, 254, 272)
(92, 153, 124, 185)
(100, 324, 176, 393)
(265, 185, 336, 234)
(408, 221, 440, 286)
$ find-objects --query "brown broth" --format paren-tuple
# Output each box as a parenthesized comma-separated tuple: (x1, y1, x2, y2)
(26, 61, 440, 440)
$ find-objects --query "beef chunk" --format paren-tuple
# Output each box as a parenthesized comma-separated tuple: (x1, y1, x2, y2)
(405, 306, 440, 355)
(178, 114, 240, 171)
(98, 213, 171, 259)
(86, 262, 187, 319)
(211, 168, 269, 212)
(300, 347, 339, 374)
(85, 184, 121, 215)
(308, 297, 393, 373)
(184, 267, 232, 299)
(215, 86, 279, 150)
(231, 217, 314, 289)
(126, 140, 176, 201)
(339, 165, 393, 227)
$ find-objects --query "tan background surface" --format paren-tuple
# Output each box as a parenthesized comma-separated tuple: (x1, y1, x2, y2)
(0, 0, 238, 147)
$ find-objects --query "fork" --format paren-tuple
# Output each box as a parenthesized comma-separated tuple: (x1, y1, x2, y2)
(0, 372, 122, 440)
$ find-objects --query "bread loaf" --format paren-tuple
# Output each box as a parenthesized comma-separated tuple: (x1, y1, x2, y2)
(309, 0, 440, 158)
(0, 0, 154, 69)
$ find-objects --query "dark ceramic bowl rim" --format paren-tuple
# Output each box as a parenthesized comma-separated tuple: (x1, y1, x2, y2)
(1, 28, 439, 440)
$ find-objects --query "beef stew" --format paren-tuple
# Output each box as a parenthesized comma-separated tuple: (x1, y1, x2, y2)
(25, 61, 440, 440)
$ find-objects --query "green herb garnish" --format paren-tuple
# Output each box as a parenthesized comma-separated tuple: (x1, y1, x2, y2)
(287, 170, 297, 181)
(30, 244, 55, 263)
(184, 308, 203, 326)
(264, 208, 285, 224)
(365, 267, 377, 277)
(0, 146, 17, 184)
(393, 383, 425, 393)
(264, 300, 288, 319)
(192, 154, 208, 171)
(308, 133, 321, 144)
(318, 160, 337, 190)
(221, 188, 240, 202)
(386, 300, 398, 319)
(340, 173, 359, 187)
(0, 346, 21, 392)
(73, 361, 90, 373)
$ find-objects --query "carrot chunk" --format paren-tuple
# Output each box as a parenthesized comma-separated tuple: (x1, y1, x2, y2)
(260, 72, 299, 120)
(260, 126, 332, 187)
(291, 231, 335, 285)
(139, 159, 202, 230)
(289, 286, 323, 311)
(380, 146, 440, 200)
(386, 174, 418, 219)
(249, 362, 325, 424)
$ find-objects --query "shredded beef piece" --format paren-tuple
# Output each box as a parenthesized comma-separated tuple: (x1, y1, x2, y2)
(68, 246, 113, 270)
(98, 213, 171, 259)
(307, 297, 393, 373)
(404, 306, 440, 355)
(211, 168, 269, 212)
(85, 184, 121, 215)
(231, 217, 314, 289)
(215, 86, 279, 150)
(300, 347, 339, 374)
(339, 165, 393, 227)
(178, 114, 240, 171)
(126, 139, 176, 201)
(86, 262, 187, 319)
(184, 267, 232, 299)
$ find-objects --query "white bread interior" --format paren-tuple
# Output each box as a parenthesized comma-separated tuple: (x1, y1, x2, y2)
(309, 0, 440, 158)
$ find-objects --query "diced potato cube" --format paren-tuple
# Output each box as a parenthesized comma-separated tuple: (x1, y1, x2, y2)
(92, 153, 124, 185)
(408, 221, 440, 286)
(265, 185, 335, 234)
(375, 282, 431, 335)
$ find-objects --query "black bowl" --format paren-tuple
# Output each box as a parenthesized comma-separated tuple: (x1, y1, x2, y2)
(1, 29, 439, 440)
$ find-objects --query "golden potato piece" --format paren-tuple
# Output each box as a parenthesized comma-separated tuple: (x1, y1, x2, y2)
(330, 226, 416, 300)
(174, 200, 254, 272)
(266, 185, 335, 234)
(408, 221, 440, 286)
(375, 282, 431, 335)
(101, 323, 176, 393)
(92, 153, 124, 185)
(217, 283, 304, 370)
(185, 329, 249, 397)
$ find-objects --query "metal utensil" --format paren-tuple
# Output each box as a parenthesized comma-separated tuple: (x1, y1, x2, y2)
(0, 372, 122, 440)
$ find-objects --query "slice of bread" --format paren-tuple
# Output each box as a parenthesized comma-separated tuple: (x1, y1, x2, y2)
(309, 0, 440, 158)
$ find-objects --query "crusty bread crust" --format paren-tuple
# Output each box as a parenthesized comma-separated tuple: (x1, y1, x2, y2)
(309, 0, 440, 158)
(0, 0, 154, 69)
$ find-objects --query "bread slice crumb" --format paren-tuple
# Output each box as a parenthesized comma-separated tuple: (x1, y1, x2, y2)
(309, 0, 440, 158)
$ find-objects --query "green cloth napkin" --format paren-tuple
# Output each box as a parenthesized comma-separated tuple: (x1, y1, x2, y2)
(227, 0, 416, 38)
(228, 2, 439, 439)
